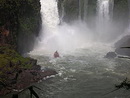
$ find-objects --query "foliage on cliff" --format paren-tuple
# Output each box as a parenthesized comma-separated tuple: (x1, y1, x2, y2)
(0, 0, 41, 53)
(0, 45, 36, 86)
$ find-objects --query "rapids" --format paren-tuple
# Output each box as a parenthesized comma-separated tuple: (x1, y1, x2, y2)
(27, 0, 130, 98)
(27, 46, 130, 98)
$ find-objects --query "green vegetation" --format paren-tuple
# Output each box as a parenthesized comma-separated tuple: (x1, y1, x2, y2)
(0, 45, 34, 83)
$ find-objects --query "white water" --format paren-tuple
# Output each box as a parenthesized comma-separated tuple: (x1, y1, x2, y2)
(97, 0, 110, 24)
(96, 0, 114, 40)
(32, 0, 100, 55)
(27, 1, 130, 98)
(35, 0, 60, 53)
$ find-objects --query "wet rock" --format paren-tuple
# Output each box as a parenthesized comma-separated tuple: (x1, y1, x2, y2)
(29, 58, 37, 66)
(105, 52, 117, 59)
(115, 35, 130, 48)
(115, 35, 130, 56)
(0, 46, 57, 96)
(0, 67, 57, 95)
(31, 65, 41, 71)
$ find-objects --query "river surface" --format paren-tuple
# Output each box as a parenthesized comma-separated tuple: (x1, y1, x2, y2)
(23, 44, 130, 98)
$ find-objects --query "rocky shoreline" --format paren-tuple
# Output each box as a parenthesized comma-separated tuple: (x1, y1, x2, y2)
(104, 34, 130, 59)
(0, 67, 57, 96)
(0, 46, 57, 96)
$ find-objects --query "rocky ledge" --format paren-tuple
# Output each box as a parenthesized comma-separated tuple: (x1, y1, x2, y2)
(115, 35, 130, 56)
(0, 45, 57, 96)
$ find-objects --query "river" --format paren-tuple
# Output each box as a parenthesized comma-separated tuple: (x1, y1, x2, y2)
(25, 44, 130, 98)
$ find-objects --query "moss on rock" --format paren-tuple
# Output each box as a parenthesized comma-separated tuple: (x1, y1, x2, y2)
(0, 46, 36, 85)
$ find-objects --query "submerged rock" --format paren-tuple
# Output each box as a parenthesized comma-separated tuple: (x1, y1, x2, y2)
(105, 52, 117, 59)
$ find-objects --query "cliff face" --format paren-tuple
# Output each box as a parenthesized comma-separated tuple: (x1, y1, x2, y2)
(113, 0, 129, 34)
(57, 0, 97, 24)
(0, 0, 41, 53)
(58, 0, 79, 23)
(58, 0, 129, 31)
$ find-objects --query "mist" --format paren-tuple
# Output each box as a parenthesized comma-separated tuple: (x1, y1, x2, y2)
(32, 0, 130, 55)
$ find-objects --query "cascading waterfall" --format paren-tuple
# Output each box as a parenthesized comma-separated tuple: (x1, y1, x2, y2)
(83, 0, 88, 21)
(96, 0, 114, 41)
(78, 0, 88, 21)
(59, 1, 65, 24)
(78, 0, 82, 20)
(97, 0, 110, 24)
(36, 0, 60, 53)
(28, 1, 130, 98)
(33, 0, 94, 55)
(40, 0, 59, 32)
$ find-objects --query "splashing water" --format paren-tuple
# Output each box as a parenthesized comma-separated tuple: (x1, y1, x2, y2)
(32, 0, 117, 56)
(33, 0, 97, 55)
(27, 1, 130, 98)
(96, 0, 114, 41)
(97, 0, 110, 24)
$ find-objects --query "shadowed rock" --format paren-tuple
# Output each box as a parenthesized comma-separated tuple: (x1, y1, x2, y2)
(105, 52, 117, 59)
(115, 35, 130, 56)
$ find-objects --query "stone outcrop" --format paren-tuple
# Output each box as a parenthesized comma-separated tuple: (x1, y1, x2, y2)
(115, 35, 130, 56)
(104, 52, 117, 59)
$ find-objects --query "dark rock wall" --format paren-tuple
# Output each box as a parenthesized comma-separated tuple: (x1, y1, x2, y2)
(58, 0, 129, 30)
(113, 0, 129, 34)
(58, 0, 79, 23)
(0, 0, 41, 54)
(86, 0, 97, 28)
(58, 0, 97, 24)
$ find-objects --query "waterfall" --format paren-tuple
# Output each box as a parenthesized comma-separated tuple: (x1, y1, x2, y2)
(78, 0, 82, 20)
(97, 0, 110, 30)
(37, 0, 60, 52)
(60, 2, 65, 24)
(96, 0, 114, 40)
(32, 0, 93, 54)
(83, 0, 88, 21)
(79, 0, 88, 21)
(40, 0, 59, 32)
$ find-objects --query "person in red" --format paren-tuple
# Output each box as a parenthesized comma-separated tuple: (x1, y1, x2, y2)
(54, 51, 60, 58)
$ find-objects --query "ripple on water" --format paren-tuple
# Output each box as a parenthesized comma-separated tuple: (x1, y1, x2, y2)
(27, 47, 130, 98)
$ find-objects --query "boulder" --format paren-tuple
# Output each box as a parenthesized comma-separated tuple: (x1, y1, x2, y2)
(105, 52, 117, 59)
(115, 35, 130, 56)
